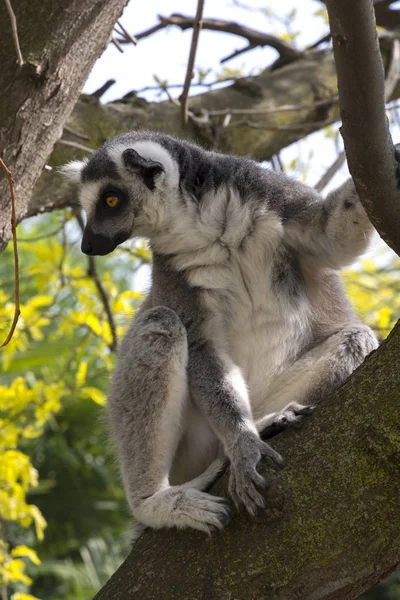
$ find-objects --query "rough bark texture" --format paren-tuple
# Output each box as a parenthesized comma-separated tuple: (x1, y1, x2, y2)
(0, 0, 129, 252)
(28, 33, 400, 221)
(94, 321, 400, 600)
(326, 0, 400, 256)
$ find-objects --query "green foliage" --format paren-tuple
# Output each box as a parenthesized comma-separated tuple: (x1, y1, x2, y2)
(0, 211, 147, 598)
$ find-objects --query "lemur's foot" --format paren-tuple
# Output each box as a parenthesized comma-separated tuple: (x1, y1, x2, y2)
(259, 402, 315, 440)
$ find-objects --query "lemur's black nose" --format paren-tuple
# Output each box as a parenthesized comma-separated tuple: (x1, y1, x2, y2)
(81, 228, 125, 256)
(81, 237, 93, 254)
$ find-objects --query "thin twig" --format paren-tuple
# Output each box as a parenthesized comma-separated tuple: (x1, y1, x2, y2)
(227, 119, 332, 131)
(111, 37, 124, 53)
(314, 151, 346, 192)
(115, 20, 137, 45)
(63, 125, 91, 142)
(4, 0, 24, 66)
(384, 38, 400, 101)
(90, 79, 116, 100)
(75, 213, 118, 352)
(18, 223, 66, 242)
(220, 43, 255, 64)
(0, 159, 20, 347)
(56, 139, 93, 154)
(180, 1, 205, 126)
(208, 96, 339, 117)
(117, 246, 152, 263)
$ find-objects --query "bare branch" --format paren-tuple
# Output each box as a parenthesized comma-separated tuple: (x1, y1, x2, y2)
(110, 36, 124, 53)
(227, 119, 331, 132)
(326, 0, 400, 256)
(180, 1, 205, 126)
(118, 13, 301, 66)
(63, 125, 91, 142)
(315, 151, 346, 192)
(114, 20, 137, 45)
(207, 96, 338, 117)
(384, 38, 400, 101)
(56, 139, 93, 154)
(75, 213, 118, 353)
(90, 79, 117, 99)
(220, 43, 256, 64)
(0, 159, 20, 347)
(3, 0, 23, 66)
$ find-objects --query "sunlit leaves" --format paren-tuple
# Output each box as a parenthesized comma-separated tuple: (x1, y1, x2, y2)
(0, 214, 146, 597)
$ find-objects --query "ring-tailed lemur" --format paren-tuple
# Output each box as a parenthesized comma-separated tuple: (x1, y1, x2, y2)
(63, 131, 379, 537)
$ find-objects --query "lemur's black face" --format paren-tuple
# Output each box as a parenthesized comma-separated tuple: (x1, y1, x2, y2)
(61, 142, 167, 256)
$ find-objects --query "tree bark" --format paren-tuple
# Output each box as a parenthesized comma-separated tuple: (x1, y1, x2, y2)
(94, 321, 400, 600)
(28, 32, 400, 221)
(0, 0, 129, 252)
(326, 0, 400, 256)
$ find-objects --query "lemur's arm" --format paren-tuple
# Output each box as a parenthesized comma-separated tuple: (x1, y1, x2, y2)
(188, 340, 283, 513)
(284, 179, 375, 269)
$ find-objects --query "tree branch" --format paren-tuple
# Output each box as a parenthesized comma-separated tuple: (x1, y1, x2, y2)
(180, 0, 205, 126)
(118, 13, 302, 66)
(94, 320, 400, 599)
(3, 0, 24, 66)
(75, 213, 118, 353)
(326, 0, 400, 256)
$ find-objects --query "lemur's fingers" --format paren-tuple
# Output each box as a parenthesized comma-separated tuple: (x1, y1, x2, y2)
(258, 440, 284, 469)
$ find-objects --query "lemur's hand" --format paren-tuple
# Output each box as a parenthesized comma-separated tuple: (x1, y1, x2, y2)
(227, 430, 283, 515)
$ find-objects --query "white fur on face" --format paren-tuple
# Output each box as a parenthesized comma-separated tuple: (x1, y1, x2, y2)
(79, 181, 102, 215)
(59, 159, 88, 184)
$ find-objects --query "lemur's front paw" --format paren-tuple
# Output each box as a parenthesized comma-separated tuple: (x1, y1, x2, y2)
(228, 431, 283, 515)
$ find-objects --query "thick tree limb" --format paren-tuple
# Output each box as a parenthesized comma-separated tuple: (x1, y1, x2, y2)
(94, 320, 400, 600)
(326, 0, 400, 256)
(0, 0, 129, 252)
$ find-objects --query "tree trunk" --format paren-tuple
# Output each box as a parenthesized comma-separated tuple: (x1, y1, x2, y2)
(94, 320, 400, 600)
(0, 0, 128, 252)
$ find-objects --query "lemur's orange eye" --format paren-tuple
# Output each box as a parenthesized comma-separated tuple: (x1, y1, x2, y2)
(105, 195, 119, 208)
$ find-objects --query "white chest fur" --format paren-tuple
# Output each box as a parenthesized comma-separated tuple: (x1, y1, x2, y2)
(169, 191, 313, 415)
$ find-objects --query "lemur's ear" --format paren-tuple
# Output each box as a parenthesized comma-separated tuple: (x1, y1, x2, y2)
(59, 159, 87, 184)
(122, 148, 164, 190)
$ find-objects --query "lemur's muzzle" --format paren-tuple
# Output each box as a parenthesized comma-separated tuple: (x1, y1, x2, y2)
(81, 228, 130, 256)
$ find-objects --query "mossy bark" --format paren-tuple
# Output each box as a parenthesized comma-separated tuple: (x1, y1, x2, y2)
(94, 321, 400, 600)
(0, 0, 128, 252)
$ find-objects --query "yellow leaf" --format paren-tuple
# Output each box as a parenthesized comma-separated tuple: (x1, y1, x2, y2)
(11, 545, 41, 565)
(76, 361, 88, 386)
(11, 593, 40, 600)
(81, 386, 106, 405)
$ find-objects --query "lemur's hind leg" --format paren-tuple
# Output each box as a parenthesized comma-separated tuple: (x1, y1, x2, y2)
(257, 325, 377, 438)
(107, 306, 229, 534)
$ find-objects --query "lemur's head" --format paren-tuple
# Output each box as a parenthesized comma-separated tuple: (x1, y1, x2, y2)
(61, 135, 179, 255)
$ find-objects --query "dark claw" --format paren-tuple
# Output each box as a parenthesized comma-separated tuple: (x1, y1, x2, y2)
(220, 512, 230, 527)
(295, 405, 315, 416)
